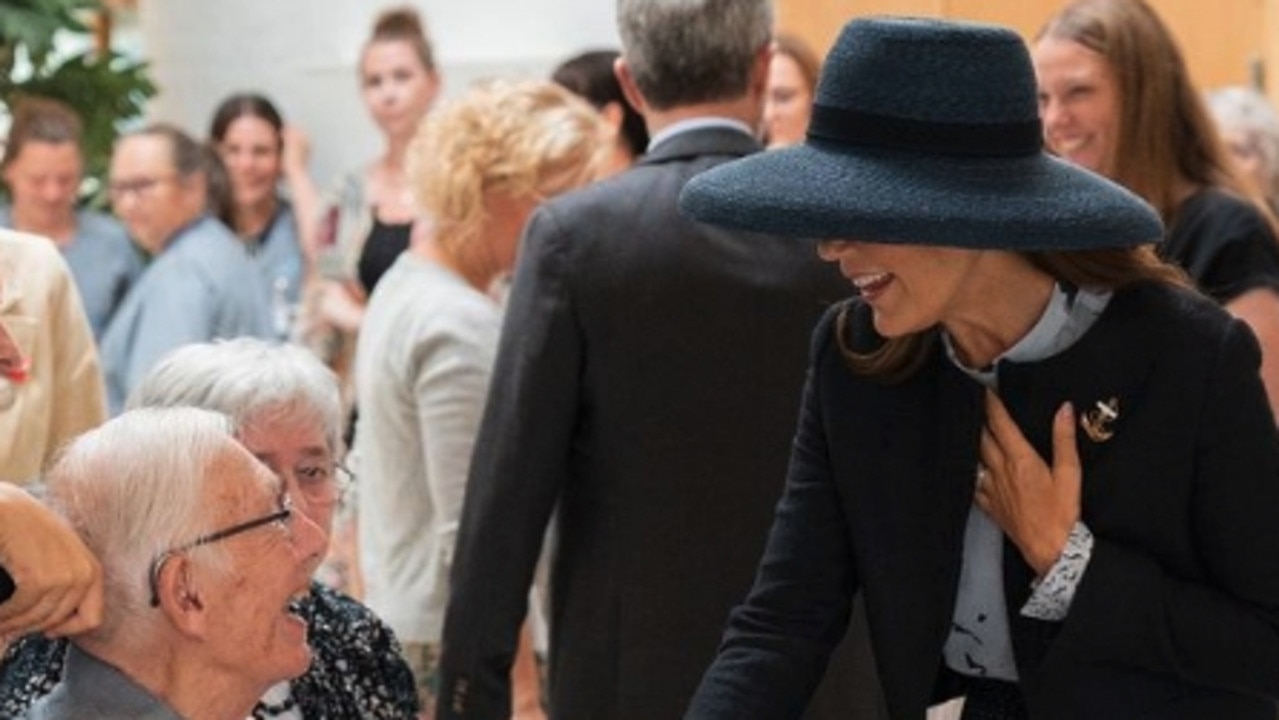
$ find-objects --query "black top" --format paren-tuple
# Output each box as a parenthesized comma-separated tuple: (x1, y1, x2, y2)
(1162, 187, 1279, 303)
(357, 213, 412, 294)
(686, 281, 1279, 720)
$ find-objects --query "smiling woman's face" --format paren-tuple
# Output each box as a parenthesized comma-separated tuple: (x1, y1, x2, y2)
(1033, 36, 1122, 177)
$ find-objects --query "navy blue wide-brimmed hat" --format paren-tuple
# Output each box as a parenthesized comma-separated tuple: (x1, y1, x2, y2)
(679, 17, 1163, 250)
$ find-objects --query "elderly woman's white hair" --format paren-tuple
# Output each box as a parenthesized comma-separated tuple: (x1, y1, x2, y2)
(45, 407, 242, 640)
(125, 338, 343, 454)
(1206, 86, 1279, 211)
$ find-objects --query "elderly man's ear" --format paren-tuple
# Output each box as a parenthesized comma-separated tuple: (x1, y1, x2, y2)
(154, 557, 209, 637)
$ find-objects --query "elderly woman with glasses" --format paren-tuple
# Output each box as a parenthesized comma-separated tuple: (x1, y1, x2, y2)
(0, 338, 419, 719)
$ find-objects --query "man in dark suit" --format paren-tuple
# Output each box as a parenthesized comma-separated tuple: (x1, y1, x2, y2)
(435, 1, 869, 718)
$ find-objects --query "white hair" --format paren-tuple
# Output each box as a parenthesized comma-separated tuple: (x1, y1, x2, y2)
(126, 338, 343, 455)
(1206, 86, 1279, 210)
(45, 407, 242, 639)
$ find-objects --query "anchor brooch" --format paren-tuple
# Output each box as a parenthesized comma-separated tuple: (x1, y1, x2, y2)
(1080, 397, 1119, 442)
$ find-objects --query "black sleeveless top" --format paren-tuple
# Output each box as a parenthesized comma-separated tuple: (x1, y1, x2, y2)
(357, 212, 412, 294)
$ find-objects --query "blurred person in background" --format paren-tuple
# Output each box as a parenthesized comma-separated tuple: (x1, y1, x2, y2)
(99, 123, 273, 413)
(355, 78, 608, 719)
(1206, 86, 1279, 216)
(1034, 0, 1279, 423)
(1, 338, 420, 719)
(210, 92, 322, 340)
(762, 33, 820, 149)
(0, 97, 142, 340)
(552, 49, 649, 176)
(298, 5, 440, 397)
(0, 230, 104, 485)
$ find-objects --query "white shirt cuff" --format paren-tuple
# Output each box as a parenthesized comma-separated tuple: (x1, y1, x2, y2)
(1019, 522, 1093, 621)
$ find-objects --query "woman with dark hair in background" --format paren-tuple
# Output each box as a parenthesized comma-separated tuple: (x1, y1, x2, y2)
(552, 49, 648, 176)
(1034, 0, 1279, 423)
(210, 92, 320, 339)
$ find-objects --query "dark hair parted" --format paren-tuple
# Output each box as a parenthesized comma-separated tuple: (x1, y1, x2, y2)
(209, 92, 284, 147)
(1037, 0, 1249, 224)
(616, 0, 772, 111)
(552, 49, 649, 159)
(3, 96, 83, 169)
(367, 5, 436, 73)
(839, 247, 1190, 382)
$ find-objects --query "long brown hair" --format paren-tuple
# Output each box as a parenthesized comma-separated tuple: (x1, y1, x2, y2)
(840, 246, 1189, 382)
(1036, 0, 1249, 224)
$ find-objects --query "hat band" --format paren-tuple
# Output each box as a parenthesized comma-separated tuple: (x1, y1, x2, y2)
(807, 104, 1043, 158)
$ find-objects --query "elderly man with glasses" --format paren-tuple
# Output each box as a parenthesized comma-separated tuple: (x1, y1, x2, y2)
(0, 338, 420, 719)
(19, 406, 327, 720)
(98, 123, 273, 413)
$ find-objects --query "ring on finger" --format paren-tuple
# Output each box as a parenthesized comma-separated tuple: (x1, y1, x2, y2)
(975, 464, 991, 488)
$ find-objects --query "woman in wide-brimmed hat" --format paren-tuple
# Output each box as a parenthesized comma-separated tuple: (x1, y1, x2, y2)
(679, 16, 1279, 720)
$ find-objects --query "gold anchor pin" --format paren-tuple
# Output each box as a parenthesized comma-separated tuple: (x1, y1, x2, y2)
(1080, 397, 1119, 442)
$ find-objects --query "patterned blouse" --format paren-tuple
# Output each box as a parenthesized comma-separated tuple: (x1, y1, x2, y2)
(0, 581, 420, 719)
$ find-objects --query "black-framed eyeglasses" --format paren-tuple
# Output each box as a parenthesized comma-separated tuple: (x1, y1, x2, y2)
(147, 494, 293, 607)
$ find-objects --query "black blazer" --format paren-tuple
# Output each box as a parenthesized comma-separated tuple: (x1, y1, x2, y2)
(437, 127, 859, 719)
(686, 281, 1279, 719)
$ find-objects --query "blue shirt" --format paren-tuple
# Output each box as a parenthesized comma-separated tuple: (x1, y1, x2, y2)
(942, 283, 1109, 681)
(245, 199, 305, 339)
(0, 207, 143, 340)
(99, 214, 273, 413)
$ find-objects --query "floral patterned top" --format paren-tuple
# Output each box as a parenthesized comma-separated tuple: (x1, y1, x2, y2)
(0, 581, 419, 719)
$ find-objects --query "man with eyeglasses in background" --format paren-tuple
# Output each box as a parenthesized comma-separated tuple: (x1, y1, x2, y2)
(98, 123, 273, 414)
(20, 406, 327, 720)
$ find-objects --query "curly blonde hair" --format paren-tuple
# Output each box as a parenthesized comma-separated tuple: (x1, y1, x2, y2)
(408, 78, 609, 257)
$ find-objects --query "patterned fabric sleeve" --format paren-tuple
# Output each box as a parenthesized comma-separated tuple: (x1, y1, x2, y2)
(1019, 521, 1094, 621)
(286, 582, 420, 719)
(0, 634, 67, 717)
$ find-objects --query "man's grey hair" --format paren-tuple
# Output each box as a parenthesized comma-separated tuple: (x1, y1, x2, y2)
(45, 407, 243, 640)
(126, 338, 344, 456)
(617, 0, 773, 110)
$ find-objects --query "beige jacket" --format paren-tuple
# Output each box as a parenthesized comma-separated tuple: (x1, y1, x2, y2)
(0, 231, 106, 484)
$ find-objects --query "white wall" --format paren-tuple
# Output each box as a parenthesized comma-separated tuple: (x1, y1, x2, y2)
(136, 0, 620, 190)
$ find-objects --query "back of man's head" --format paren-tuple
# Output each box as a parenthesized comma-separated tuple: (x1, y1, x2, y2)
(617, 0, 773, 111)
